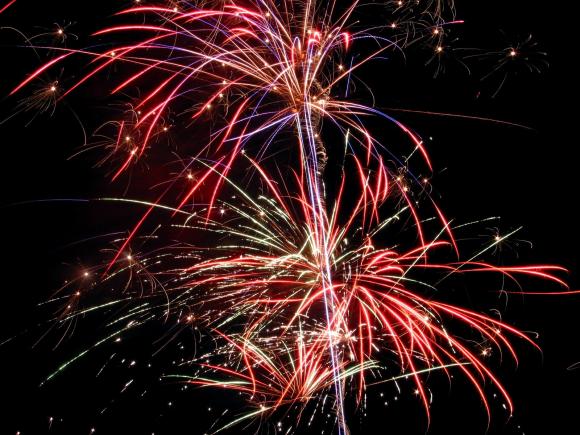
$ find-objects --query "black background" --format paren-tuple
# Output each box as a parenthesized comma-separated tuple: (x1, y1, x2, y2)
(0, 1, 578, 434)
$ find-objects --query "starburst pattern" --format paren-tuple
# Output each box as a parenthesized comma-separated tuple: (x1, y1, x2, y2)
(8, 1, 570, 434)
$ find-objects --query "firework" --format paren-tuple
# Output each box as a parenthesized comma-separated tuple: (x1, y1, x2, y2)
(8, 1, 569, 434)
(46, 157, 566, 432)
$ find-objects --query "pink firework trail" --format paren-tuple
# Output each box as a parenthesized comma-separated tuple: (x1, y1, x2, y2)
(10, 1, 572, 433)
(0, 0, 16, 15)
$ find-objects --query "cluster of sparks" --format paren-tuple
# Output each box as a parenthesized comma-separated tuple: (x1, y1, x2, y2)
(7, 1, 569, 433)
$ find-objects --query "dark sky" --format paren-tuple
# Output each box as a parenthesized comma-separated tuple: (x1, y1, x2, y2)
(0, 1, 578, 434)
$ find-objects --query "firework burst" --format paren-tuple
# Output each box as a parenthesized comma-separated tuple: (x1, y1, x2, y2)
(8, 1, 570, 434)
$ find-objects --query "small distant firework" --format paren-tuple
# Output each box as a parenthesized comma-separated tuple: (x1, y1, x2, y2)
(474, 34, 549, 97)
(8, 1, 568, 434)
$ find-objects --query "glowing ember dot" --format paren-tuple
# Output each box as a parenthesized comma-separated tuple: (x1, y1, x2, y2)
(397, 1, 403, 5)
(130, 149, 137, 155)
(187, 173, 193, 180)
(163, 127, 168, 132)
(265, 12, 270, 17)
(110, 51, 116, 57)
(206, 104, 212, 110)
(76, 291, 80, 296)
(414, 389, 420, 395)
(436, 46, 443, 53)
(125, 136, 131, 142)
(391, 23, 396, 28)
(510, 50, 517, 57)
(423, 178, 428, 183)
(219, 93, 224, 98)
(338, 64, 344, 70)
(84, 272, 89, 277)
(433, 28, 440, 35)
(127, 255, 132, 260)
(50, 86, 56, 92)
(57, 29, 63, 35)
(220, 209, 225, 215)
(495, 235, 501, 242)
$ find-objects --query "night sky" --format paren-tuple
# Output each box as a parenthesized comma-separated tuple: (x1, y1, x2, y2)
(0, 1, 578, 434)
